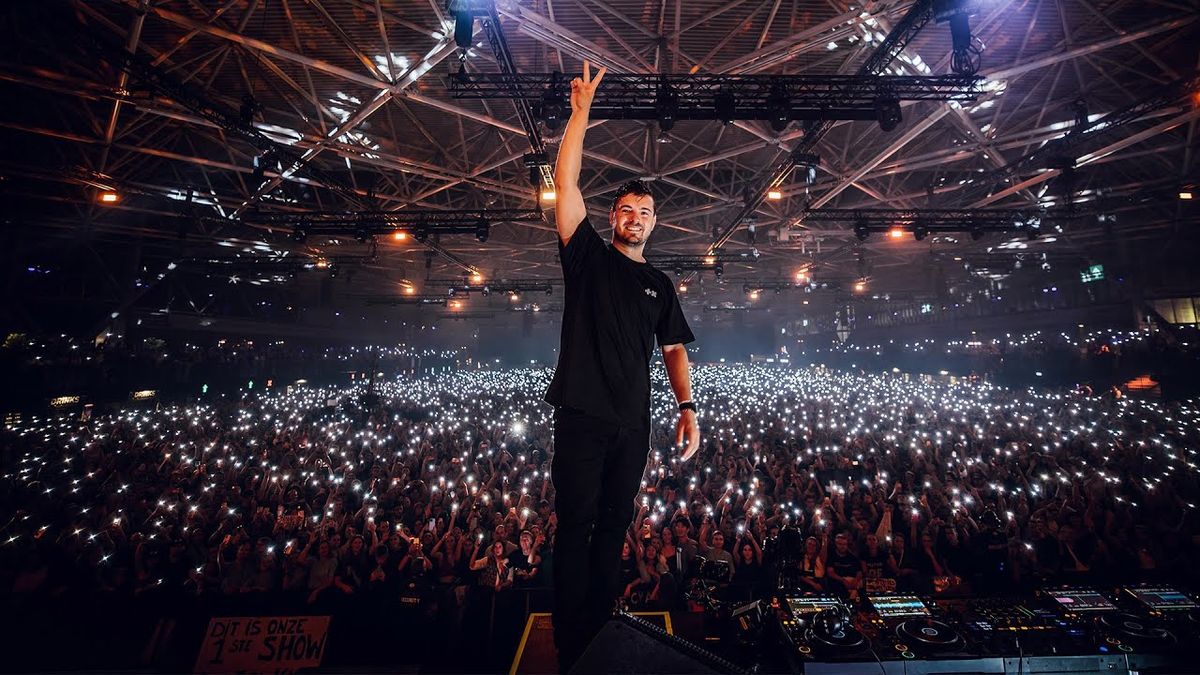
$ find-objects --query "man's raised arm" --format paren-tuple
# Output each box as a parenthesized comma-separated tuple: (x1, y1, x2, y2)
(554, 60, 606, 246)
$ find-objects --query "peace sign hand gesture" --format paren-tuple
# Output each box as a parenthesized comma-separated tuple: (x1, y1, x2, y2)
(570, 59, 607, 113)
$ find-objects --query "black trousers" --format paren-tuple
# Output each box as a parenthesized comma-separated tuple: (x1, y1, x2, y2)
(550, 406, 650, 673)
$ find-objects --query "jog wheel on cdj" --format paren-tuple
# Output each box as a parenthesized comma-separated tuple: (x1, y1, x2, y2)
(1098, 613, 1176, 648)
(805, 625, 868, 653)
(895, 619, 964, 652)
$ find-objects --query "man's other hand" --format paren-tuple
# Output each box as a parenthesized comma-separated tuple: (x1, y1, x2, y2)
(676, 409, 700, 462)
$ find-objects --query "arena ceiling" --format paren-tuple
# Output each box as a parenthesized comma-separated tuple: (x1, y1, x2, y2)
(1, 0, 1198, 332)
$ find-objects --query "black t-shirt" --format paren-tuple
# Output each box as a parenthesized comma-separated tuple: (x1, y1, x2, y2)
(507, 549, 538, 586)
(545, 217, 695, 428)
(828, 550, 861, 580)
(861, 547, 889, 580)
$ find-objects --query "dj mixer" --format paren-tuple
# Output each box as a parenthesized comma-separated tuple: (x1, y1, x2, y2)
(765, 584, 1198, 674)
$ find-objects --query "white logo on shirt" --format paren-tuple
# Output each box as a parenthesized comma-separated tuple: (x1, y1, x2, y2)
(644, 288, 658, 298)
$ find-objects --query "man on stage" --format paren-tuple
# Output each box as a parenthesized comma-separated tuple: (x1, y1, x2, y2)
(544, 60, 701, 673)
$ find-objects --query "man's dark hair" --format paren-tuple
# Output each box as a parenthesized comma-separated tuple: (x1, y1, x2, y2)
(610, 180, 655, 213)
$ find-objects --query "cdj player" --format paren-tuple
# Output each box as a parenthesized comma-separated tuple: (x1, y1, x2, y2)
(766, 586, 1194, 674)
(1118, 583, 1200, 657)
(773, 594, 872, 664)
(1034, 585, 1189, 670)
(861, 593, 979, 665)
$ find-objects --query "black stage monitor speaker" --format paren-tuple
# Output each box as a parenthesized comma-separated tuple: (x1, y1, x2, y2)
(569, 612, 747, 675)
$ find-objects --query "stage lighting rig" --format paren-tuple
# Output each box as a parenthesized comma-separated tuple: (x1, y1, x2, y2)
(185, 254, 373, 282)
(709, 0, 949, 252)
(427, 278, 554, 299)
(742, 278, 826, 295)
(450, 73, 981, 127)
(243, 208, 543, 241)
(797, 207, 1058, 239)
(450, 0, 556, 199)
(365, 295, 449, 307)
(645, 251, 760, 278)
(933, 0, 984, 75)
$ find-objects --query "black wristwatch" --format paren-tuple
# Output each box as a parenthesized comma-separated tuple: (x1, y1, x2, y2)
(678, 400, 697, 413)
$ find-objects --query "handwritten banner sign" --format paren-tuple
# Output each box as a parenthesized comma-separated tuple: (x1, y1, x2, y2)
(194, 616, 331, 673)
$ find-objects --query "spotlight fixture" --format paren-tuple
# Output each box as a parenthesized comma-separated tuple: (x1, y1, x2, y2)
(546, 286, 553, 296)
(239, 95, 260, 125)
(475, 217, 490, 243)
(679, 283, 688, 293)
(453, 10, 473, 50)
(795, 154, 820, 184)
(538, 74, 567, 131)
(393, 231, 407, 241)
(749, 289, 760, 300)
(414, 224, 429, 243)
(714, 264, 724, 279)
(540, 190, 557, 202)
(854, 279, 867, 293)
(875, 95, 902, 132)
(510, 292, 520, 302)
(934, 0, 983, 75)
(888, 227, 905, 239)
(291, 227, 308, 243)
(714, 90, 736, 126)
(656, 79, 678, 137)
(767, 189, 783, 200)
(471, 272, 484, 283)
(1180, 190, 1195, 200)
(767, 82, 790, 133)
(912, 223, 929, 241)
(99, 191, 120, 204)
(854, 222, 871, 241)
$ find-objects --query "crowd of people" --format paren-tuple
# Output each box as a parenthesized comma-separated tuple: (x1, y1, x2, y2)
(0, 333, 465, 409)
(2, 360, 1199, 639)
(795, 325, 1200, 396)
